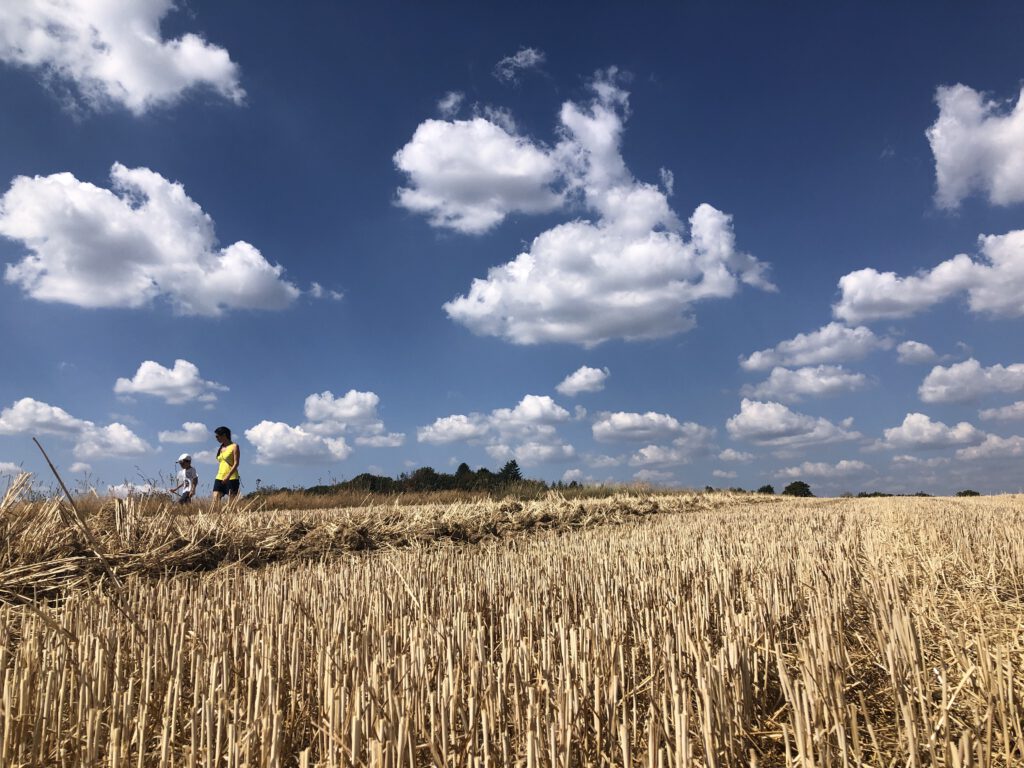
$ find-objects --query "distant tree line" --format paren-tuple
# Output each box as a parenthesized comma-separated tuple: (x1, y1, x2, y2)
(248, 462, 985, 500)
(261, 460, 561, 497)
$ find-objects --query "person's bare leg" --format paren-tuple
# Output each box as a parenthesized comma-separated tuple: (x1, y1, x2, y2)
(212, 491, 223, 504)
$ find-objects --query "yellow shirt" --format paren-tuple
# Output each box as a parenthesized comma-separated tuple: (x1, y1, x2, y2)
(216, 443, 240, 481)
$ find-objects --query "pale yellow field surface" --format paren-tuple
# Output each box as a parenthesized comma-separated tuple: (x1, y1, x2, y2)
(1, 489, 1022, 767)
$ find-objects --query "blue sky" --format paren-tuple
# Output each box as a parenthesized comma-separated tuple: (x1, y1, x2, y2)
(3, 1, 1024, 495)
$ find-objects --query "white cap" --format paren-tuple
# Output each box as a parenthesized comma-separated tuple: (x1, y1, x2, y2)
(177, 453, 192, 463)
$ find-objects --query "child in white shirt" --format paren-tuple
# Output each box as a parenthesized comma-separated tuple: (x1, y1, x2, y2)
(170, 454, 198, 504)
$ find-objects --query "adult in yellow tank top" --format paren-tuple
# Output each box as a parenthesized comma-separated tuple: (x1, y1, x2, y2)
(212, 425, 240, 503)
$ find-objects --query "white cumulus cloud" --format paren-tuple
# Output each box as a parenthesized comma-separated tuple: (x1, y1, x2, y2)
(780, 460, 870, 479)
(741, 323, 889, 371)
(742, 365, 867, 402)
(718, 448, 753, 462)
(896, 341, 938, 365)
(74, 422, 150, 459)
(593, 411, 695, 443)
(417, 414, 490, 444)
(158, 421, 209, 443)
(115, 360, 226, 404)
(978, 401, 1024, 421)
(443, 72, 773, 346)
(0, 462, 24, 476)
(556, 365, 610, 396)
(244, 421, 351, 465)
(0, 0, 243, 114)
(0, 397, 91, 436)
(393, 118, 563, 234)
(955, 434, 1024, 460)
(927, 84, 1024, 209)
(833, 230, 1024, 324)
(875, 413, 984, 450)
(726, 399, 860, 448)
(0, 397, 148, 459)
(919, 359, 1024, 403)
(417, 395, 573, 463)
(711, 469, 737, 479)
(626, 424, 716, 467)
(0, 164, 301, 315)
(303, 390, 381, 432)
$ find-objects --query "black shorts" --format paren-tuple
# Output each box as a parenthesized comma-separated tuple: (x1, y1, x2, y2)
(212, 478, 240, 495)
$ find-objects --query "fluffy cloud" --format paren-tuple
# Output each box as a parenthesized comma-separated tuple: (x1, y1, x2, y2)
(73, 422, 150, 459)
(833, 230, 1024, 323)
(953, 360, 1021, 403)
(561, 468, 584, 483)
(418, 395, 573, 462)
(0, 462, 23, 476)
(493, 47, 545, 82)
(891, 454, 950, 468)
(490, 395, 570, 437)
(593, 411, 695, 442)
(417, 414, 490, 444)
(68, 462, 91, 473)
(926, 84, 1024, 209)
(303, 390, 381, 432)
(244, 421, 351, 465)
(0, 397, 91, 436)
(726, 399, 860, 448)
(0, 0, 243, 114)
(718, 448, 753, 462)
(741, 365, 867, 402)
(741, 323, 889, 371)
(897, 341, 938, 365)
(264, 389, 404, 449)
(955, 434, 1024, 460)
(115, 360, 226, 404)
(1, 164, 301, 315)
(780, 460, 870, 479)
(556, 366, 610, 396)
(919, 359, 1024, 403)
(443, 73, 773, 346)
(0, 398, 147, 459)
(158, 422, 209, 443)
(492, 440, 575, 467)
(626, 423, 716, 467)
(875, 413, 984, 450)
(393, 118, 563, 234)
(979, 401, 1024, 421)
(711, 469, 737, 479)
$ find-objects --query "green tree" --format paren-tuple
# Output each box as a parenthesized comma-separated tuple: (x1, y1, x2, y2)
(498, 459, 523, 483)
(757, 484, 775, 495)
(955, 489, 981, 497)
(782, 481, 813, 497)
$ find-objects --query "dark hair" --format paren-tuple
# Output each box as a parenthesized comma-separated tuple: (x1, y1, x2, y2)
(214, 426, 232, 441)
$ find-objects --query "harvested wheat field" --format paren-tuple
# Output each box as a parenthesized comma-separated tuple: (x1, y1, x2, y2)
(1, 483, 1022, 767)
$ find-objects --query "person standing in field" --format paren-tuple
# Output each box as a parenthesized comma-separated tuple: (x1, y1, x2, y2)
(212, 426, 240, 503)
(169, 453, 198, 504)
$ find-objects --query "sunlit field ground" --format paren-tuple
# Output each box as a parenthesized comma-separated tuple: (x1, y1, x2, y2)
(0, 480, 1021, 766)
